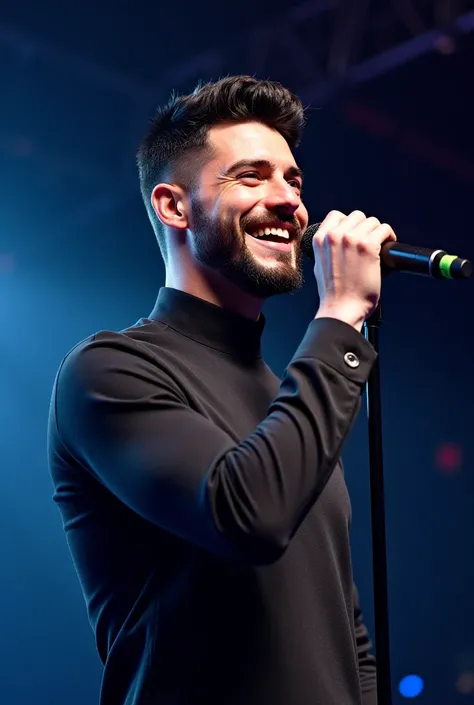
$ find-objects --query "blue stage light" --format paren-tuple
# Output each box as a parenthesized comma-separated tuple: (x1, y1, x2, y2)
(399, 674, 424, 698)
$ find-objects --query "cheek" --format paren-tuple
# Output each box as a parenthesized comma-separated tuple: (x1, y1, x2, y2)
(231, 187, 262, 213)
(206, 187, 262, 228)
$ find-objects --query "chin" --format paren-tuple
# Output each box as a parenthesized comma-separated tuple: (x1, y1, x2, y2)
(231, 265, 304, 299)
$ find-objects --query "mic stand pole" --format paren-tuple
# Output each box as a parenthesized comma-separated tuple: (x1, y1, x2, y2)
(363, 300, 392, 705)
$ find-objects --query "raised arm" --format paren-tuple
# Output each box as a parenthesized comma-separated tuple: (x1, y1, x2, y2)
(50, 317, 376, 565)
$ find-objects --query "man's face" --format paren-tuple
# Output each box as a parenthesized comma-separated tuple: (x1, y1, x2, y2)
(187, 121, 309, 299)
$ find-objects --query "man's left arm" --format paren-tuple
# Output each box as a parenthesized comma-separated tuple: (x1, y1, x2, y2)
(354, 583, 377, 705)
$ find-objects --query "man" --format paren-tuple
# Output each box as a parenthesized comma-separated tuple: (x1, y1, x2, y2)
(48, 75, 396, 705)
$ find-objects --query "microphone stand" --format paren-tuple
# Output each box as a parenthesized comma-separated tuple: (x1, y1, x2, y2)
(363, 300, 392, 705)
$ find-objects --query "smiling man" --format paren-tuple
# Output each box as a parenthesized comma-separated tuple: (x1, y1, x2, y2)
(147, 97, 309, 316)
(48, 75, 395, 705)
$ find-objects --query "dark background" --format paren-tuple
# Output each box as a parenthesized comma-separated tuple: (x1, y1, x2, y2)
(1, 1, 473, 703)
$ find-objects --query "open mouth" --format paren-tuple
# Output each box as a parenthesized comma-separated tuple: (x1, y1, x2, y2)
(245, 224, 296, 252)
(247, 225, 292, 241)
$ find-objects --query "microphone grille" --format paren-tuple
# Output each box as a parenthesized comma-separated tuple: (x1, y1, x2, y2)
(301, 223, 321, 262)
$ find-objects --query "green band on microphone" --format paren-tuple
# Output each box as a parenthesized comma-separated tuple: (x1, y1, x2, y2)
(439, 254, 457, 279)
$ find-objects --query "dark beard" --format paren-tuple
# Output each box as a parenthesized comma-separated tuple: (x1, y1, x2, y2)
(190, 199, 305, 299)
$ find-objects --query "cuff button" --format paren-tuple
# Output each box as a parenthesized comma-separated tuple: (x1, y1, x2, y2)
(344, 352, 360, 369)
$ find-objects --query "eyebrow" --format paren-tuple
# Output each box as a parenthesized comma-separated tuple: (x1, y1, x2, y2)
(223, 159, 304, 183)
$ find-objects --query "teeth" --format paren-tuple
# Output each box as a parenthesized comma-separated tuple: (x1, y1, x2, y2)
(254, 227, 290, 239)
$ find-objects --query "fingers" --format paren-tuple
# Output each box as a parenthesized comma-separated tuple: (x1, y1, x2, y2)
(349, 215, 380, 237)
(350, 218, 397, 247)
(331, 210, 368, 235)
(315, 210, 397, 246)
(316, 210, 346, 236)
(373, 222, 397, 243)
(312, 210, 397, 327)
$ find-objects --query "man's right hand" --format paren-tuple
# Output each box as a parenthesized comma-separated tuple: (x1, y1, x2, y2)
(312, 210, 397, 331)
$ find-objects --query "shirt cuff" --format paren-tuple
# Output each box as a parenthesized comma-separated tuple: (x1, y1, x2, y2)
(292, 317, 377, 386)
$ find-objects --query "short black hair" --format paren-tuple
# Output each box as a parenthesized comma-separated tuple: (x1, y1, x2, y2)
(137, 75, 306, 261)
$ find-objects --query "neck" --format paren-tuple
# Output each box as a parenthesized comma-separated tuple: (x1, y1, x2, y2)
(165, 261, 264, 321)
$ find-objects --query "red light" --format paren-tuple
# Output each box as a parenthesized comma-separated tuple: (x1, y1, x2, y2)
(456, 672, 474, 694)
(435, 443, 463, 473)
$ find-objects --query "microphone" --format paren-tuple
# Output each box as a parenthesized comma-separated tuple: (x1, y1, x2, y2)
(301, 223, 472, 280)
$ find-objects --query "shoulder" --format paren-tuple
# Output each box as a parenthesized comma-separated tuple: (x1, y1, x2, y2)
(54, 319, 179, 398)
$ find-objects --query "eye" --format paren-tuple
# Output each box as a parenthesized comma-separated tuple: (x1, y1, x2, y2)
(238, 171, 262, 181)
(288, 179, 303, 191)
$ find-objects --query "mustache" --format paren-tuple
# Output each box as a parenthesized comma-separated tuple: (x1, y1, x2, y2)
(241, 214, 301, 236)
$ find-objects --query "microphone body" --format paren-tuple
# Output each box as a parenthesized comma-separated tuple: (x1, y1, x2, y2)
(301, 223, 472, 280)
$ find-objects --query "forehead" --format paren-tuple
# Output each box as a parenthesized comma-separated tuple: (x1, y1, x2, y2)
(206, 121, 297, 169)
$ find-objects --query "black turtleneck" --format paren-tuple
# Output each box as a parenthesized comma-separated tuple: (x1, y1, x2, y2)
(48, 287, 378, 705)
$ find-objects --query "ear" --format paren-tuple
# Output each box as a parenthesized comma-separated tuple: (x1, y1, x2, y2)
(151, 183, 189, 231)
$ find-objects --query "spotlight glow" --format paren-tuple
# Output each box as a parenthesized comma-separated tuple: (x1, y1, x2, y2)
(435, 442, 463, 473)
(456, 671, 474, 694)
(399, 674, 424, 698)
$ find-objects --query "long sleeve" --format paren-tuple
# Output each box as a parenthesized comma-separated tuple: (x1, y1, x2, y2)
(354, 584, 377, 705)
(50, 317, 376, 566)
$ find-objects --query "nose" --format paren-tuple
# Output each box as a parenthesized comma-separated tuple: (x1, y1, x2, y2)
(263, 178, 301, 214)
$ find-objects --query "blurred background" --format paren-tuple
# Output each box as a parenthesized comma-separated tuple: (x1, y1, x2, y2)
(1, 0, 473, 703)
